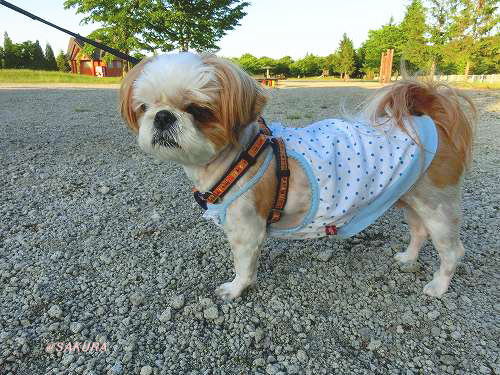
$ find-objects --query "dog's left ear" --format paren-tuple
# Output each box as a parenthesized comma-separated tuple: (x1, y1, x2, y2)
(119, 58, 151, 133)
(202, 55, 268, 144)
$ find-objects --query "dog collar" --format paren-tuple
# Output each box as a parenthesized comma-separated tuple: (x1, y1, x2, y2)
(193, 117, 290, 225)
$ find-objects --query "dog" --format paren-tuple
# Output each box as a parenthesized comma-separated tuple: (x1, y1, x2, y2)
(119, 52, 475, 300)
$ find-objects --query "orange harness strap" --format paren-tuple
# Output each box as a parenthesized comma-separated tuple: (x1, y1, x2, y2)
(257, 117, 290, 224)
(194, 117, 290, 226)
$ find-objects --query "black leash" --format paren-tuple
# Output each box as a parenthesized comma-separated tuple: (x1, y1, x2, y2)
(0, 0, 140, 65)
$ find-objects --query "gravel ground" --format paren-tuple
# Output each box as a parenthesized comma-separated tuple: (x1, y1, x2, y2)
(0, 86, 498, 375)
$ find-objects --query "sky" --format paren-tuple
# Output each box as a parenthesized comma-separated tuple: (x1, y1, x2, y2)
(0, 0, 409, 59)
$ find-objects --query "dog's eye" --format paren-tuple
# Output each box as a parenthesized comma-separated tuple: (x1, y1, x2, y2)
(140, 104, 147, 112)
(185, 104, 214, 122)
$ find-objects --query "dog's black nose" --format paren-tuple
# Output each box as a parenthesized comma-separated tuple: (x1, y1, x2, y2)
(154, 110, 177, 131)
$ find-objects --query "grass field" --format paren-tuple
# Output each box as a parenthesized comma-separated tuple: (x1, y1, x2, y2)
(449, 81, 500, 90)
(286, 76, 499, 89)
(283, 76, 371, 81)
(1, 69, 498, 89)
(0, 69, 122, 84)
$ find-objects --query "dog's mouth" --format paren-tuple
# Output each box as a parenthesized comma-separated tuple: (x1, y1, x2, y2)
(151, 130, 181, 148)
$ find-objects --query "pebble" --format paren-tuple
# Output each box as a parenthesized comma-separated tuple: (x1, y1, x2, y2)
(296, 350, 308, 363)
(431, 326, 441, 336)
(479, 364, 491, 374)
(427, 310, 440, 320)
(440, 355, 456, 365)
(399, 261, 421, 272)
(159, 308, 172, 322)
(129, 292, 145, 306)
(47, 305, 62, 319)
(171, 295, 185, 309)
(60, 354, 74, 366)
(317, 249, 333, 262)
(110, 361, 123, 374)
(367, 339, 382, 351)
(254, 328, 265, 343)
(461, 296, 472, 305)
(203, 306, 219, 320)
(253, 358, 266, 367)
(98, 186, 110, 194)
(140, 366, 153, 375)
(334, 266, 346, 277)
(69, 322, 83, 333)
(266, 364, 280, 374)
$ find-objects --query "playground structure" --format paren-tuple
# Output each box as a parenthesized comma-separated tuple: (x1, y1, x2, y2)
(259, 78, 279, 87)
(379, 49, 394, 84)
(258, 65, 279, 87)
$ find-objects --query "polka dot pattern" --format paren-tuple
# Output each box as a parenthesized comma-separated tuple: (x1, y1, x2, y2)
(269, 118, 422, 238)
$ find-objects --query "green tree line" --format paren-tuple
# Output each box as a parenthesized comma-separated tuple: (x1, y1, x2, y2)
(231, 33, 361, 79)
(0, 32, 71, 71)
(233, 0, 499, 78)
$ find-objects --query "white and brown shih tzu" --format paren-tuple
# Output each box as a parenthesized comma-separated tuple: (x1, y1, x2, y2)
(120, 52, 475, 301)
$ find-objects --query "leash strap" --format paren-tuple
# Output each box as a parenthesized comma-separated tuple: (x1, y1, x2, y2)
(0, 0, 140, 65)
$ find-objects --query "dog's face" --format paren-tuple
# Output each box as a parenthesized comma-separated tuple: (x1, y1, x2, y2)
(120, 53, 267, 166)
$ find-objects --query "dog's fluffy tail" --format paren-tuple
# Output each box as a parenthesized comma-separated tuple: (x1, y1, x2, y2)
(363, 79, 476, 184)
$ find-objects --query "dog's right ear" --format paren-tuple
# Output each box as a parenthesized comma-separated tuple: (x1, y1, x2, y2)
(201, 55, 268, 145)
(119, 58, 150, 133)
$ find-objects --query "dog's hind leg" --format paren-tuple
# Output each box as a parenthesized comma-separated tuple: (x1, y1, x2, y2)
(395, 205, 428, 264)
(403, 180, 465, 297)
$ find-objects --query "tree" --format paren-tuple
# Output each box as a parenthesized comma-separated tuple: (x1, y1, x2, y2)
(446, 0, 499, 75)
(426, 0, 455, 75)
(44, 43, 58, 70)
(353, 47, 365, 78)
(32, 41, 46, 70)
(323, 53, 338, 75)
(273, 56, 293, 76)
(65, 0, 249, 64)
(56, 50, 71, 72)
(471, 34, 500, 74)
(3, 32, 17, 68)
(337, 33, 356, 80)
(290, 54, 323, 77)
(143, 0, 249, 52)
(15, 41, 36, 69)
(400, 0, 429, 72)
(0, 46, 4, 68)
(361, 24, 404, 75)
(232, 53, 262, 74)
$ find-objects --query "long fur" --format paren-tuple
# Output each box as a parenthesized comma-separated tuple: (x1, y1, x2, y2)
(202, 55, 268, 146)
(119, 58, 151, 133)
(363, 79, 476, 186)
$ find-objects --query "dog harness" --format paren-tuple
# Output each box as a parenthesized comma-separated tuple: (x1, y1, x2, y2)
(193, 118, 290, 225)
(198, 115, 438, 239)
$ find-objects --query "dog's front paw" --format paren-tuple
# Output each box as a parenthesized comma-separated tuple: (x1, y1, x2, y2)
(215, 281, 245, 301)
(423, 274, 450, 297)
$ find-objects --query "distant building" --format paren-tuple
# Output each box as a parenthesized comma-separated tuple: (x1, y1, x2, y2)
(67, 37, 123, 77)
